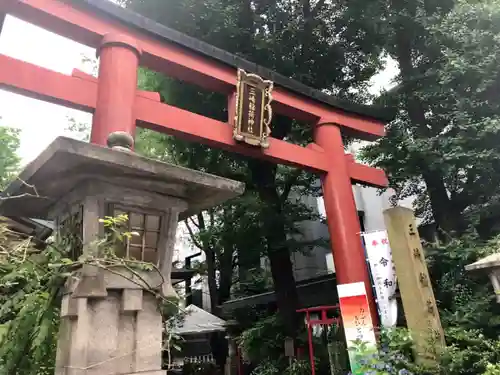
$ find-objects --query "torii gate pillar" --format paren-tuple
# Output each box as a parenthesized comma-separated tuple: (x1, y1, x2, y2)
(91, 33, 141, 149)
(315, 123, 378, 324)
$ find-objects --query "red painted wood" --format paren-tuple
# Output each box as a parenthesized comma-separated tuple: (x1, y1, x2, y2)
(6, 0, 386, 140)
(227, 93, 237, 124)
(305, 311, 316, 375)
(72, 69, 161, 102)
(348, 159, 388, 186)
(91, 33, 141, 145)
(135, 94, 330, 172)
(0, 53, 97, 111)
(308, 145, 388, 187)
(298, 305, 341, 374)
(0, 54, 388, 185)
(314, 122, 379, 327)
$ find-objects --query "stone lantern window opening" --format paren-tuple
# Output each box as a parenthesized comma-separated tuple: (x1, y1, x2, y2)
(110, 204, 162, 265)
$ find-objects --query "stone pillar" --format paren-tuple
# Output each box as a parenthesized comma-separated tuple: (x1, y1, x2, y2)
(224, 335, 238, 375)
(224, 321, 240, 375)
(91, 33, 141, 149)
(314, 123, 379, 327)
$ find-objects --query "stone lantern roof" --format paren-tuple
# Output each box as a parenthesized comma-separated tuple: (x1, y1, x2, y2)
(466, 252, 500, 303)
(465, 253, 500, 272)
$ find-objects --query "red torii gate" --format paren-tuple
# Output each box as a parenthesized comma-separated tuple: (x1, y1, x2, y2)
(0, 0, 391, 327)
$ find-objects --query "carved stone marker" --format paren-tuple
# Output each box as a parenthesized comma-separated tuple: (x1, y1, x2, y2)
(383, 207, 445, 365)
(0, 137, 244, 375)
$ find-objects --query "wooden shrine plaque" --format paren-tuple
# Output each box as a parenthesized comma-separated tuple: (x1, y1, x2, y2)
(233, 69, 273, 148)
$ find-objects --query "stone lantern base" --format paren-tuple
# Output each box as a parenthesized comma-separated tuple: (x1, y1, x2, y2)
(57, 269, 167, 375)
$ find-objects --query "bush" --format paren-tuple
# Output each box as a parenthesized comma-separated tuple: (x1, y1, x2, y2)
(484, 364, 500, 375)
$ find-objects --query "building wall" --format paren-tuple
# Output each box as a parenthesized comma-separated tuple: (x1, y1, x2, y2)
(195, 142, 403, 307)
(289, 184, 392, 281)
(286, 141, 396, 281)
(289, 191, 331, 282)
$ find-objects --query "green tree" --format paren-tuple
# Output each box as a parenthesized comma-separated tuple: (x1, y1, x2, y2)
(126, 0, 384, 342)
(361, 0, 500, 237)
(0, 122, 20, 190)
(429, 0, 500, 237)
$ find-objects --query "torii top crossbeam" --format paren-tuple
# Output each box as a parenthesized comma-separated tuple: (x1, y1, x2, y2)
(0, 0, 393, 326)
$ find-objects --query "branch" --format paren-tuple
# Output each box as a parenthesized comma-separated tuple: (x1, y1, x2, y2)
(197, 213, 206, 230)
(17, 177, 39, 197)
(183, 219, 203, 250)
(0, 193, 40, 201)
(209, 209, 215, 228)
(280, 169, 302, 203)
(232, 253, 238, 268)
(214, 244, 223, 260)
(0, 177, 43, 200)
(452, 168, 479, 211)
(197, 212, 215, 249)
(311, 0, 326, 17)
(187, 216, 199, 229)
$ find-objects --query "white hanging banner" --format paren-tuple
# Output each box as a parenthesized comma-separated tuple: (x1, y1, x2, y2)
(362, 230, 398, 328)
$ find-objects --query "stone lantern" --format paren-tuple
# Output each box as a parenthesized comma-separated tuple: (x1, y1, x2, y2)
(0, 137, 244, 375)
(465, 253, 500, 303)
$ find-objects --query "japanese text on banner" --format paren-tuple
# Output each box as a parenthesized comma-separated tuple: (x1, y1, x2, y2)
(363, 230, 398, 327)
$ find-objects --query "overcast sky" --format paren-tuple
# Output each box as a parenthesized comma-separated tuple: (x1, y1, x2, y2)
(0, 15, 398, 165)
(0, 16, 95, 164)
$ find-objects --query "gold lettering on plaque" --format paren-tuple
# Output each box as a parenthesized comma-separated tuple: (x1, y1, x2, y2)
(233, 69, 273, 148)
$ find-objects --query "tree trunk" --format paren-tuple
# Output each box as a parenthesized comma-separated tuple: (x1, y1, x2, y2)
(236, 0, 255, 57)
(248, 158, 300, 339)
(195, 212, 233, 371)
(195, 213, 220, 313)
(217, 225, 234, 307)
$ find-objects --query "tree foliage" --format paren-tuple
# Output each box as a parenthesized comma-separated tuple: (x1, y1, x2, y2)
(126, 0, 382, 96)
(0, 225, 62, 375)
(361, 0, 500, 237)
(0, 123, 21, 190)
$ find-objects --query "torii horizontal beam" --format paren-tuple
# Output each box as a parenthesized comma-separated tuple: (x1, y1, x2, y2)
(1, 0, 387, 140)
(0, 54, 387, 186)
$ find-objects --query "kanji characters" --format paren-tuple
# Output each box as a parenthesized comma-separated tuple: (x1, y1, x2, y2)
(383, 279, 394, 288)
